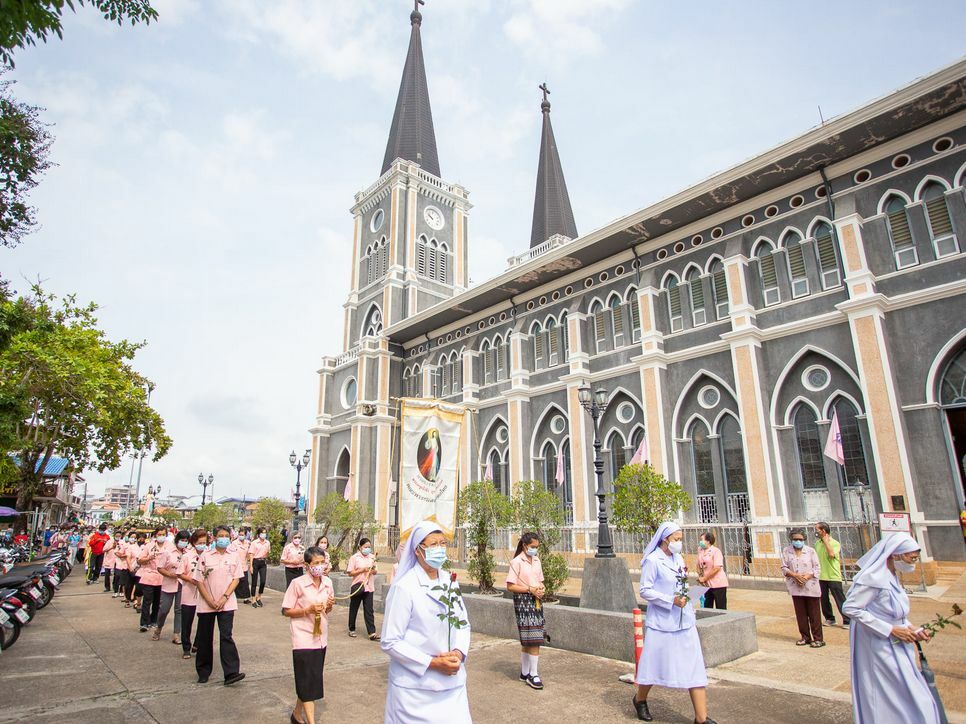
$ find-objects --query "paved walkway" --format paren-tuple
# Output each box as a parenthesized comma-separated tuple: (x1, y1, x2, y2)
(0, 569, 942, 723)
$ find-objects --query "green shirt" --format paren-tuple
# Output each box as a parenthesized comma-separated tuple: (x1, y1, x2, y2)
(815, 536, 842, 581)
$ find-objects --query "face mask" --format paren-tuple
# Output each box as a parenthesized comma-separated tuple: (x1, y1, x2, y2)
(309, 564, 326, 578)
(293, 539, 302, 546)
(195, 543, 207, 553)
(792, 540, 805, 550)
(667, 540, 683, 555)
(526, 547, 539, 558)
(215, 538, 230, 549)
(362, 547, 372, 556)
(155, 535, 166, 543)
(894, 558, 916, 573)
(319, 542, 327, 549)
(122, 537, 129, 543)
(422, 546, 447, 570)
(698, 541, 708, 549)
(259, 533, 267, 540)
(176, 540, 189, 550)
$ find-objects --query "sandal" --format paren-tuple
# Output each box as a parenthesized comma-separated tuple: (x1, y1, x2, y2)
(151, 630, 161, 641)
(348, 631, 357, 638)
(795, 639, 810, 646)
(172, 636, 181, 645)
(368, 633, 381, 642)
(182, 653, 192, 660)
(810, 641, 826, 648)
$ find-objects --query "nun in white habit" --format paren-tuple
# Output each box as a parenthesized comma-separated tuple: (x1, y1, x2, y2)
(842, 532, 938, 724)
(632, 522, 715, 724)
(380, 520, 472, 724)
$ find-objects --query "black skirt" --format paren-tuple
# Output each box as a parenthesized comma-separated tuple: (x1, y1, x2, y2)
(235, 570, 251, 599)
(292, 647, 326, 702)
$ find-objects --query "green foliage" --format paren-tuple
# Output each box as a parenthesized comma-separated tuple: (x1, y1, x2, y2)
(0, 287, 171, 512)
(511, 480, 568, 599)
(156, 509, 181, 525)
(457, 480, 512, 593)
(0, 0, 158, 67)
(312, 494, 377, 571)
(251, 497, 290, 532)
(191, 503, 223, 531)
(0, 75, 52, 248)
(611, 463, 692, 540)
(268, 529, 283, 565)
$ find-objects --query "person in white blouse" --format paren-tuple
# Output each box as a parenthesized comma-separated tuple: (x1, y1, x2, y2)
(380, 520, 471, 724)
(633, 521, 716, 724)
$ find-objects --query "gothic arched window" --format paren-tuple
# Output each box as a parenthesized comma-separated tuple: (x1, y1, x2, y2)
(709, 260, 729, 319)
(920, 182, 958, 258)
(832, 398, 870, 487)
(794, 405, 826, 490)
(718, 415, 748, 521)
(811, 222, 841, 289)
(685, 268, 707, 326)
(754, 240, 780, 306)
(689, 418, 716, 522)
(541, 440, 556, 491)
(884, 195, 917, 269)
(781, 230, 809, 298)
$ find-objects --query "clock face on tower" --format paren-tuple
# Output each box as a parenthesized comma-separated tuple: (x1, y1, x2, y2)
(424, 206, 445, 231)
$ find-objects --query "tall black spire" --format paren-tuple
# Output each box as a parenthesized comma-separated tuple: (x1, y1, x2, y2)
(381, 1, 440, 177)
(529, 83, 578, 248)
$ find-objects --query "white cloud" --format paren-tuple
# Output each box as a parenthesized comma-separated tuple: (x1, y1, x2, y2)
(503, 0, 633, 62)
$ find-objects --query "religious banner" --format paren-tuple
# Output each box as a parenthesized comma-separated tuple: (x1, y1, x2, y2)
(399, 398, 464, 539)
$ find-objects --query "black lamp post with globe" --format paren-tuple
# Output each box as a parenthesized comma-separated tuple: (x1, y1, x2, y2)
(290, 449, 311, 534)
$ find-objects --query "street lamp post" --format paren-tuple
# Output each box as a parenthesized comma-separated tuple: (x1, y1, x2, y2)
(578, 384, 615, 558)
(198, 473, 214, 506)
(289, 449, 311, 534)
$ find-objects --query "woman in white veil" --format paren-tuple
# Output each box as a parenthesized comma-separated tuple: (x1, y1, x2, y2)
(381, 520, 472, 723)
(632, 521, 715, 724)
(843, 532, 938, 724)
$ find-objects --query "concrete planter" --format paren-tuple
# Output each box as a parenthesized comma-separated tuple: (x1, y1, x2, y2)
(266, 566, 387, 607)
(373, 582, 757, 668)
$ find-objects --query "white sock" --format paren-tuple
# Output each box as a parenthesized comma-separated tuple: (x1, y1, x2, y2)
(521, 652, 530, 675)
(528, 654, 539, 677)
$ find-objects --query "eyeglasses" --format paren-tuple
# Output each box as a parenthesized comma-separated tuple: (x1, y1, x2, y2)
(420, 543, 447, 551)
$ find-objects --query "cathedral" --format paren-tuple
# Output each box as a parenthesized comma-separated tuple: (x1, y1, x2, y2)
(306, 5, 966, 564)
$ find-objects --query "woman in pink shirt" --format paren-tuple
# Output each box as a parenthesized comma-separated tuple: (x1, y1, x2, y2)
(282, 545, 334, 724)
(506, 532, 546, 690)
(781, 528, 824, 648)
(696, 531, 729, 610)
(192, 525, 246, 685)
(101, 532, 118, 594)
(126, 532, 145, 610)
(137, 526, 167, 633)
(249, 528, 271, 609)
(345, 537, 378, 641)
(177, 529, 207, 659)
(281, 534, 306, 589)
(231, 527, 253, 605)
(155, 529, 189, 643)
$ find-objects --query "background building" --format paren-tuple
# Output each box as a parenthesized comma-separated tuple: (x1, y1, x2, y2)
(307, 7, 966, 564)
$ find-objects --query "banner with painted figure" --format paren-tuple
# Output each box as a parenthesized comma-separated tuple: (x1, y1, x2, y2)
(399, 398, 464, 539)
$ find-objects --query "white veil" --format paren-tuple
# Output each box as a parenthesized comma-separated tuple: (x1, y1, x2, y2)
(850, 532, 920, 589)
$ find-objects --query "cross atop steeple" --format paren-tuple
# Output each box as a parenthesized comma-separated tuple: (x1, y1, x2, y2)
(539, 82, 550, 103)
(412, 0, 425, 25)
(529, 82, 577, 247)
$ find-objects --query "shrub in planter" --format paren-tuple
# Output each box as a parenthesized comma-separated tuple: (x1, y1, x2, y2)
(511, 480, 569, 601)
(540, 551, 570, 601)
(458, 480, 512, 593)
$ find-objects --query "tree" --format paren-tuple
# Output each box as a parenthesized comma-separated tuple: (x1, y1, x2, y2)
(511, 480, 569, 600)
(156, 509, 181, 526)
(611, 463, 692, 540)
(251, 497, 290, 532)
(0, 75, 52, 248)
(312, 491, 344, 538)
(0, 287, 171, 512)
(457, 480, 512, 593)
(315, 498, 377, 571)
(0, 0, 158, 67)
(190, 503, 223, 531)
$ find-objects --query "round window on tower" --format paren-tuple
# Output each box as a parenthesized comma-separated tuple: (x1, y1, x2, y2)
(698, 385, 720, 409)
(802, 365, 830, 392)
(370, 208, 385, 233)
(342, 377, 358, 409)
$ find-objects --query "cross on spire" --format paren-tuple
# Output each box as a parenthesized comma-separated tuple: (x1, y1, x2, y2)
(414, 0, 424, 12)
(539, 82, 550, 103)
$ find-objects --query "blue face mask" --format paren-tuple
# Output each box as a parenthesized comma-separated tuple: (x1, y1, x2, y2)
(215, 538, 230, 549)
(792, 540, 805, 550)
(195, 543, 207, 552)
(176, 540, 189, 550)
(422, 546, 447, 570)
(362, 547, 372, 556)
(526, 547, 539, 558)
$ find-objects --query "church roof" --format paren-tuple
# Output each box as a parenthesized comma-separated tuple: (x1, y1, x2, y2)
(381, 4, 440, 177)
(530, 85, 578, 248)
(385, 58, 966, 345)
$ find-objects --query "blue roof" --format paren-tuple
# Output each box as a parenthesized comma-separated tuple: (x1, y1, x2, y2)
(8, 454, 71, 476)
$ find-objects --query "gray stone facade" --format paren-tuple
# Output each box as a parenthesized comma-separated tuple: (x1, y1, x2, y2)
(308, 53, 966, 562)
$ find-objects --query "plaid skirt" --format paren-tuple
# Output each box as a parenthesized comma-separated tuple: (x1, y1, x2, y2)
(512, 592, 546, 645)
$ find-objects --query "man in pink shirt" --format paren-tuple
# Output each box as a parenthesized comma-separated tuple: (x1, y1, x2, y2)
(192, 525, 246, 685)
(137, 526, 167, 632)
(282, 545, 334, 724)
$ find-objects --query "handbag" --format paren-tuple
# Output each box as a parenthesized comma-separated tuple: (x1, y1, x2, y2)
(916, 641, 948, 724)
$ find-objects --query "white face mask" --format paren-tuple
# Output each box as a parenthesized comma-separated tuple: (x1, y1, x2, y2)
(893, 558, 916, 573)
(667, 540, 683, 555)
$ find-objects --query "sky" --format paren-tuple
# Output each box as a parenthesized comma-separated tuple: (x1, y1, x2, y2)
(3, 0, 964, 503)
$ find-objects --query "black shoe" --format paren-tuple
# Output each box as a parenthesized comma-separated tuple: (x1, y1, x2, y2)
(224, 672, 245, 686)
(197, 676, 209, 684)
(519, 672, 530, 683)
(695, 719, 717, 724)
(139, 626, 147, 632)
(526, 675, 544, 690)
(633, 696, 653, 722)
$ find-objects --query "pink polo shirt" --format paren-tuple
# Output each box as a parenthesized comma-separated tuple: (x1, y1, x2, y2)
(193, 548, 244, 613)
(231, 539, 251, 570)
(103, 540, 117, 570)
(137, 540, 166, 586)
(281, 574, 334, 650)
(506, 552, 544, 589)
(346, 552, 376, 593)
(281, 542, 305, 569)
(178, 549, 202, 606)
(249, 538, 270, 560)
(697, 545, 729, 589)
(126, 542, 142, 573)
(158, 548, 185, 593)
